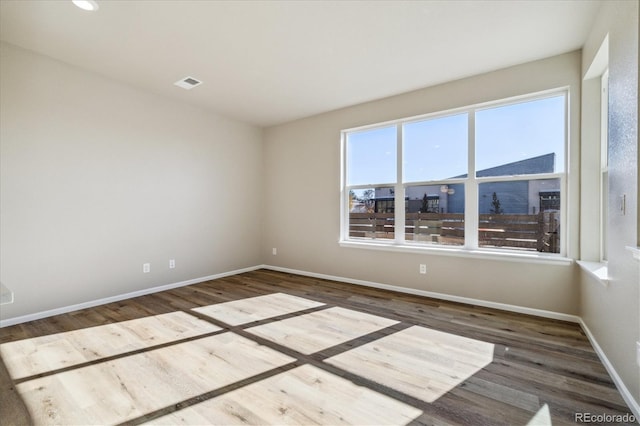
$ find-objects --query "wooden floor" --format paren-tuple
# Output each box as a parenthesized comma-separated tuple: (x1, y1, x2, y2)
(0, 269, 635, 425)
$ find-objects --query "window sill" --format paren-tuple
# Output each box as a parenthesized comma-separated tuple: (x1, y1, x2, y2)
(577, 261, 609, 287)
(339, 240, 573, 265)
(625, 246, 640, 261)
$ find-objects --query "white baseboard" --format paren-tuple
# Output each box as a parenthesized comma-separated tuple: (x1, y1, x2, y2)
(579, 319, 640, 420)
(0, 265, 262, 328)
(261, 264, 580, 323)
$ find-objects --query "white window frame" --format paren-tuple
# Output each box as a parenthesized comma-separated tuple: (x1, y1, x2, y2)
(340, 89, 569, 263)
(576, 35, 610, 282)
(600, 69, 609, 263)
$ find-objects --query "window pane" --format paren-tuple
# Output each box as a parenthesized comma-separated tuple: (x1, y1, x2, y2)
(403, 113, 468, 182)
(478, 178, 560, 253)
(404, 184, 464, 246)
(348, 188, 395, 240)
(346, 126, 397, 185)
(476, 95, 565, 177)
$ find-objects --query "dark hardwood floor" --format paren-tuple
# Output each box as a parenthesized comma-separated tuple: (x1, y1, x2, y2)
(0, 269, 635, 425)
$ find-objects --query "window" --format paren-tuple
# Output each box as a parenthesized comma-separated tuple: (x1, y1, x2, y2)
(346, 126, 397, 240)
(342, 91, 567, 256)
(577, 35, 609, 278)
(403, 113, 468, 246)
(474, 96, 565, 253)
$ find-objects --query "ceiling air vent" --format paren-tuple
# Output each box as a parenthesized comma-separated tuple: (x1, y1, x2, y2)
(174, 76, 203, 90)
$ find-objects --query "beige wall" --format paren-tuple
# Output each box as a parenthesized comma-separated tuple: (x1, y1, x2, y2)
(0, 42, 263, 320)
(580, 0, 640, 409)
(263, 51, 582, 315)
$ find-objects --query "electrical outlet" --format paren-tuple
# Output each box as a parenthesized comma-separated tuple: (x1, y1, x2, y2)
(419, 264, 427, 274)
(272, 248, 277, 255)
(143, 263, 150, 273)
(636, 341, 640, 367)
(169, 259, 175, 269)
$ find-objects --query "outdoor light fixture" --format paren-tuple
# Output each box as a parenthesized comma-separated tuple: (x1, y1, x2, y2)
(440, 185, 455, 195)
(72, 0, 99, 11)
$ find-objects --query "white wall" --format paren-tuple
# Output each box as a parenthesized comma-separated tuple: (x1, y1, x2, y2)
(0, 42, 263, 320)
(580, 0, 640, 410)
(263, 51, 581, 315)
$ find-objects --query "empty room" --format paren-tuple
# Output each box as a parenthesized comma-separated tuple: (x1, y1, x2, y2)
(0, 0, 639, 424)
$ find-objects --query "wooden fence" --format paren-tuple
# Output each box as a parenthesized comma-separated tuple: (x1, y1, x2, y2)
(348, 212, 559, 253)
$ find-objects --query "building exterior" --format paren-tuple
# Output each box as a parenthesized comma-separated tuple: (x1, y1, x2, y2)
(369, 153, 560, 214)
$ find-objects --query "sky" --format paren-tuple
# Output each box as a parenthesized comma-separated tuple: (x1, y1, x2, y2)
(346, 94, 565, 187)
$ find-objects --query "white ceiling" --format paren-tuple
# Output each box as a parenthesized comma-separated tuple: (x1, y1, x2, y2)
(0, 0, 601, 127)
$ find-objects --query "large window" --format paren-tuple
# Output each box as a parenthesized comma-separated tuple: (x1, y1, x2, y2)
(342, 91, 567, 255)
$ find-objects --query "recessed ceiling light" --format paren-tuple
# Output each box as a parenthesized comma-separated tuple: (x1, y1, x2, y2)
(174, 76, 203, 90)
(72, 0, 99, 11)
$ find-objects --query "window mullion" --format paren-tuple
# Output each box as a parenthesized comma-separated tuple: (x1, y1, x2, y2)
(341, 132, 348, 241)
(465, 111, 479, 249)
(395, 124, 405, 244)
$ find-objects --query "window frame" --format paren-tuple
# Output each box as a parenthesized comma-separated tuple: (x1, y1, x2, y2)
(600, 69, 609, 263)
(340, 88, 569, 261)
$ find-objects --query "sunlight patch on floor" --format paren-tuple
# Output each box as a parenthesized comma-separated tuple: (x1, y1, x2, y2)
(527, 404, 552, 426)
(3, 292, 500, 424)
(325, 325, 495, 403)
(0, 311, 220, 379)
(245, 306, 399, 354)
(192, 292, 325, 325)
(15, 333, 295, 425)
(146, 364, 422, 425)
